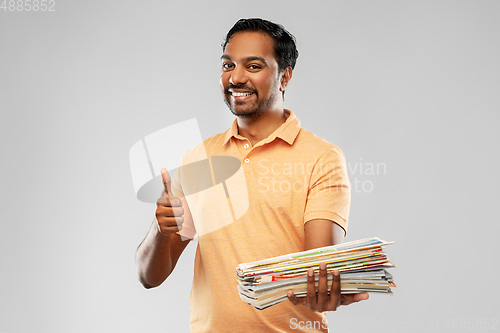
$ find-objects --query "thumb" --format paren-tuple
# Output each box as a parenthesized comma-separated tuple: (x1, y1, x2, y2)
(161, 168, 174, 197)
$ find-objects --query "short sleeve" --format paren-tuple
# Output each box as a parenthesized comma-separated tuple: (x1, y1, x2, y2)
(303, 146, 350, 234)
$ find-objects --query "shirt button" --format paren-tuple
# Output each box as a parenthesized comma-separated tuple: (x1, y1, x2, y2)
(244, 144, 249, 149)
(244, 158, 250, 163)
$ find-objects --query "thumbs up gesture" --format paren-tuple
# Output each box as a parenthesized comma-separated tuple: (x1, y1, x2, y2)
(155, 168, 184, 236)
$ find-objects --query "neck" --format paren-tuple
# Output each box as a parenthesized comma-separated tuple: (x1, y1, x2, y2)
(236, 107, 287, 146)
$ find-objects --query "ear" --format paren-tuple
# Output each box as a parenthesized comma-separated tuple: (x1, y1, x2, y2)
(279, 67, 293, 92)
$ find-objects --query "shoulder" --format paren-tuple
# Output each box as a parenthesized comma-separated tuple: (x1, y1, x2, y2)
(295, 127, 346, 160)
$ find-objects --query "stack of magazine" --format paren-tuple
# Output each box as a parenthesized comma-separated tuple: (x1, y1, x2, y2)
(236, 237, 396, 310)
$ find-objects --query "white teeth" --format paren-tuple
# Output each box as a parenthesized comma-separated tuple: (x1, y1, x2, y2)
(232, 92, 253, 97)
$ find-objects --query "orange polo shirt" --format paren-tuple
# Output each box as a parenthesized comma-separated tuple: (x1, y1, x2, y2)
(172, 110, 350, 332)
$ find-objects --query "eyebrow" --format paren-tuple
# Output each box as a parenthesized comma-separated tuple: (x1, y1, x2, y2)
(220, 55, 268, 65)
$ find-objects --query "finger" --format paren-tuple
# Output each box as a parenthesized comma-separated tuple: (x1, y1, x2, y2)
(341, 293, 369, 306)
(317, 262, 328, 310)
(156, 216, 184, 233)
(355, 293, 369, 301)
(306, 267, 317, 311)
(328, 269, 341, 310)
(157, 223, 182, 235)
(157, 215, 184, 226)
(287, 291, 305, 306)
(157, 195, 182, 207)
(161, 168, 174, 197)
(156, 206, 184, 217)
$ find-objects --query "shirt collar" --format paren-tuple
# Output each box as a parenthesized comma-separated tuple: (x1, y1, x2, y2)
(221, 109, 301, 147)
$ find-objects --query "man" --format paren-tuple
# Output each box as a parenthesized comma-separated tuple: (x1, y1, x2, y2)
(136, 18, 368, 332)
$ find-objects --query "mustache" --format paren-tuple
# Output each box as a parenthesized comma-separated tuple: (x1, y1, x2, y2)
(224, 83, 257, 95)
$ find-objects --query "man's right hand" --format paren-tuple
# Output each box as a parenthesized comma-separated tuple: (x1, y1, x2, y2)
(155, 168, 184, 237)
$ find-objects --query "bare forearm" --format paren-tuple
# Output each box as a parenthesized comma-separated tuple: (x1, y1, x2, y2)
(136, 222, 177, 288)
(304, 219, 345, 250)
(136, 168, 190, 288)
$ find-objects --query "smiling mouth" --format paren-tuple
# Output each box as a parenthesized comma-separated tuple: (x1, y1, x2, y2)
(231, 92, 254, 97)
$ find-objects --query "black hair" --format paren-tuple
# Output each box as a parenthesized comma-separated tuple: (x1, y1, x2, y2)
(222, 18, 299, 74)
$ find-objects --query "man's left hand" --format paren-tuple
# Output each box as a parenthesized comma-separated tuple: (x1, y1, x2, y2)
(287, 262, 369, 312)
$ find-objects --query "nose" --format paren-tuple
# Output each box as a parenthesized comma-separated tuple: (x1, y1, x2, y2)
(229, 65, 248, 86)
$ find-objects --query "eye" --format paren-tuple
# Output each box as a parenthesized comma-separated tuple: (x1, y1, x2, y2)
(248, 65, 261, 70)
(222, 63, 234, 70)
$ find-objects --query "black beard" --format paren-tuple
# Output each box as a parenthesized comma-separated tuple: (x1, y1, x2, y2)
(226, 101, 265, 119)
(223, 83, 264, 119)
(222, 80, 280, 120)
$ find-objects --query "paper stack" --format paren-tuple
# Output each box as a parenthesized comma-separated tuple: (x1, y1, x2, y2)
(236, 237, 396, 310)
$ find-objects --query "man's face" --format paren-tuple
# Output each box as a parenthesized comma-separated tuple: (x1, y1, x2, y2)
(220, 31, 282, 119)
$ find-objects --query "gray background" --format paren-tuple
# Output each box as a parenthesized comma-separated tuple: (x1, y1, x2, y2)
(1, 0, 499, 332)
